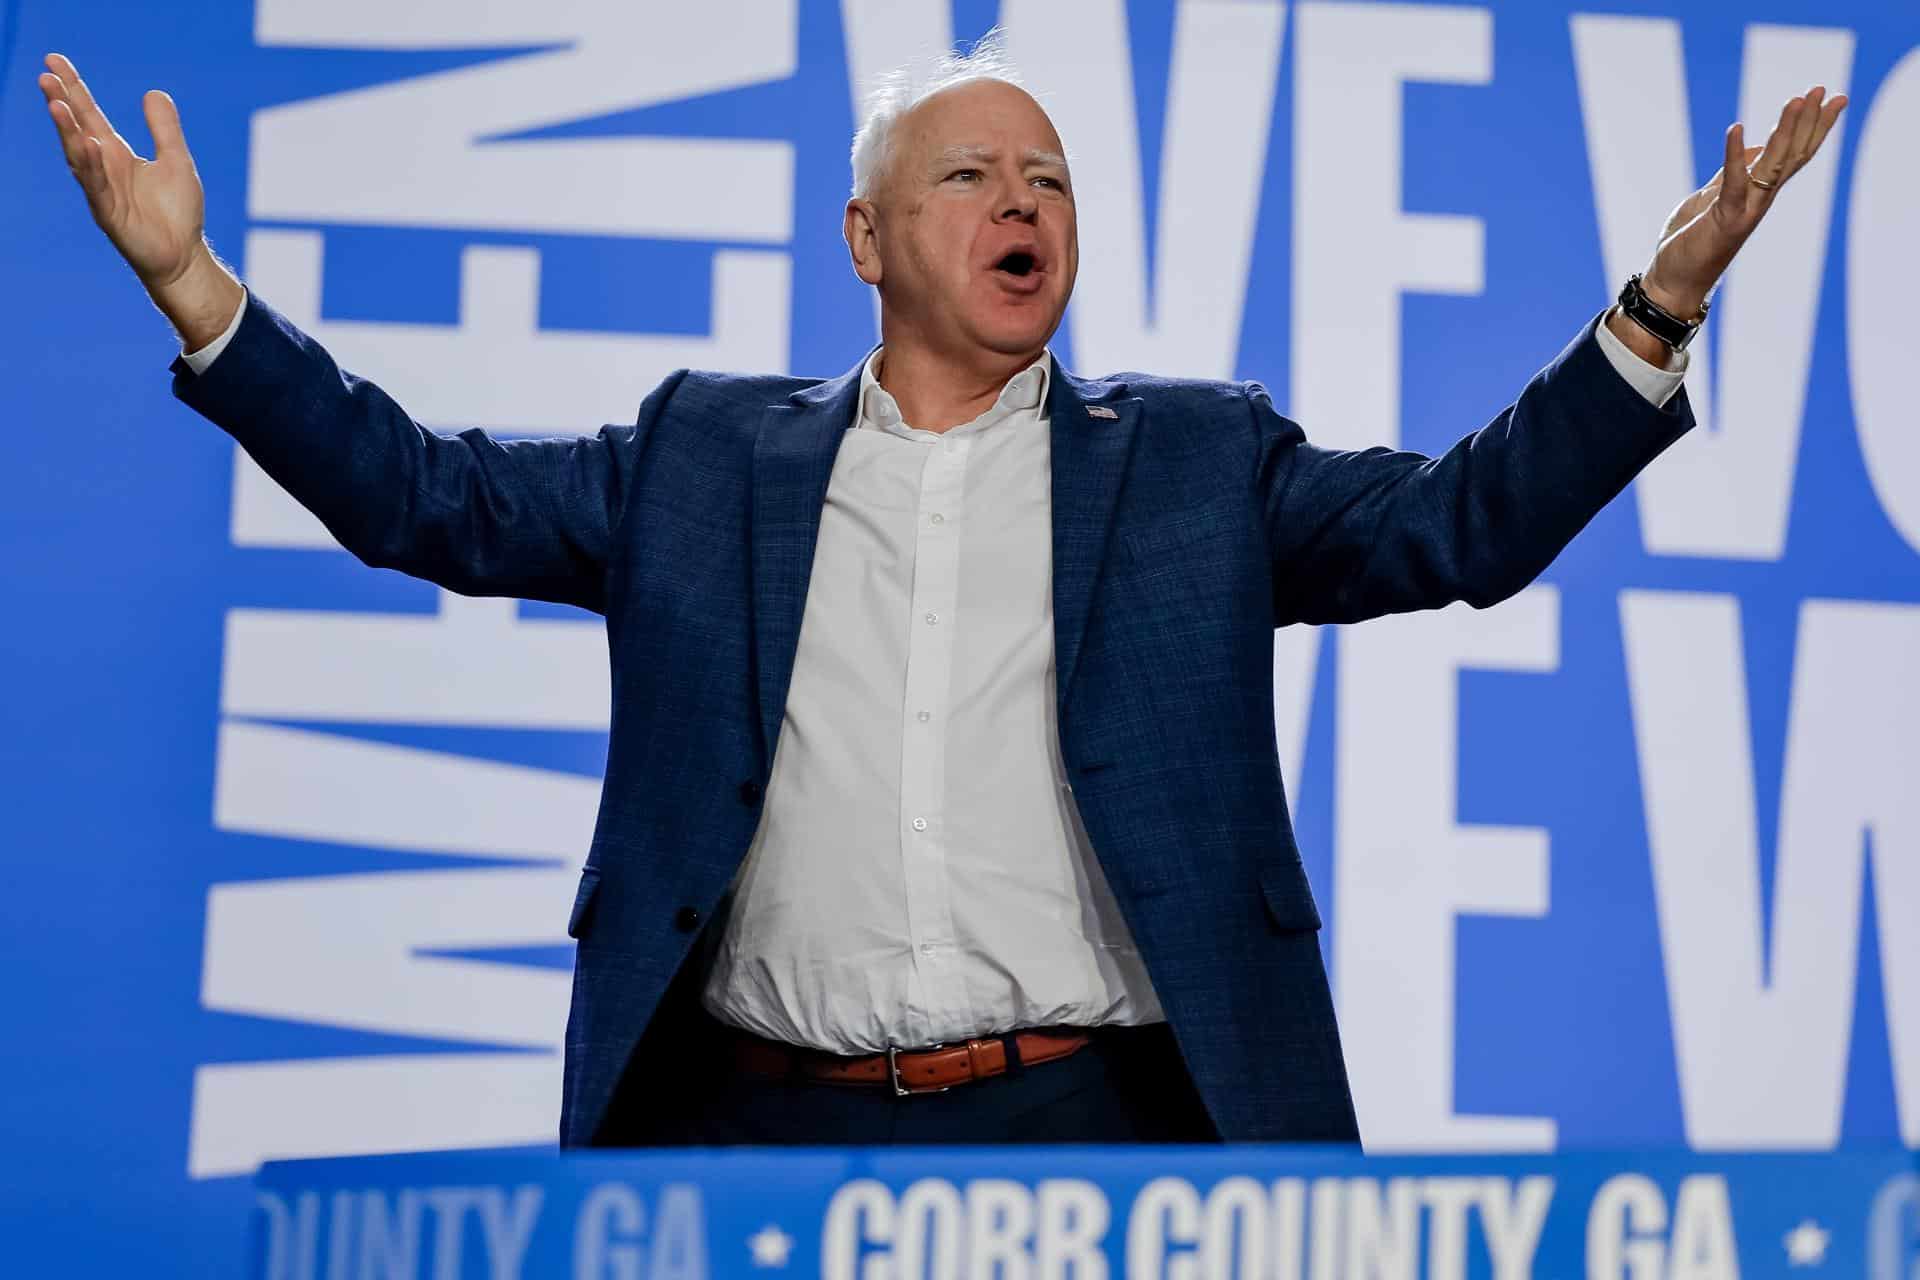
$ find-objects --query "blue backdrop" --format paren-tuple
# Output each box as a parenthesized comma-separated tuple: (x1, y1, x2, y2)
(4, 0, 1917, 1274)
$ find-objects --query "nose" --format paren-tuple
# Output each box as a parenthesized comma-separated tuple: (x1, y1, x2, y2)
(996, 178, 1038, 224)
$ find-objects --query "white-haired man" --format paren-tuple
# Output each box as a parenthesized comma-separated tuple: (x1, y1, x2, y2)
(42, 39, 1843, 1145)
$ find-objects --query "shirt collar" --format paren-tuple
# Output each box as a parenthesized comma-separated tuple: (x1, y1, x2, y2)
(855, 349, 1052, 437)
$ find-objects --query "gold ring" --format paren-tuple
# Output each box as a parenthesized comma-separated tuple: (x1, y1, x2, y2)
(1749, 171, 1781, 191)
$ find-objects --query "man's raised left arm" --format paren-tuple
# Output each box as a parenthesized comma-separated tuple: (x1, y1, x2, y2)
(1259, 85, 1847, 627)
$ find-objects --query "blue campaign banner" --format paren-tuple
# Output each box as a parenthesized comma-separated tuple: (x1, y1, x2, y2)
(4, 0, 1918, 1275)
(250, 1147, 1920, 1278)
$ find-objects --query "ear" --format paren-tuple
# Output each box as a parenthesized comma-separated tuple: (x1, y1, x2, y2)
(843, 199, 883, 287)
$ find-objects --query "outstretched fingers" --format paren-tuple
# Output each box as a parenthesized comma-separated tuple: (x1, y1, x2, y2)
(1789, 87, 1825, 158)
(44, 53, 120, 146)
(1749, 94, 1803, 190)
(43, 87, 110, 199)
(1805, 92, 1848, 161)
(143, 90, 188, 161)
(1746, 86, 1851, 190)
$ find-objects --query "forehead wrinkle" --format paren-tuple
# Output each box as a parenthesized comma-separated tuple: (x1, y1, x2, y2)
(925, 143, 1068, 171)
(931, 143, 996, 167)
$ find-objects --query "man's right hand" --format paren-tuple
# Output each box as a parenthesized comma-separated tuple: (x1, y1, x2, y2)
(40, 52, 242, 351)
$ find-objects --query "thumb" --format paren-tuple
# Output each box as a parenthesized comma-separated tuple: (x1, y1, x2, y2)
(143, 89, 187, 160)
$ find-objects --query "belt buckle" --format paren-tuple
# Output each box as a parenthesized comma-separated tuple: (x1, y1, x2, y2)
(886, 1043, 949, 1096)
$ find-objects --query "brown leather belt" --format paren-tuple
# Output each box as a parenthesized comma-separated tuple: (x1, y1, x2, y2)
(731, 1028, 1094, 1096)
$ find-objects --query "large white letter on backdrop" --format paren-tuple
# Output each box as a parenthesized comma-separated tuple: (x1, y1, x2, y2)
(190, 0, 807, 1177)
(190, 722, 602, 1178)
(249, 0, 795, 240)
(1621, 591, 1920, 1147)
(239, 0, 799, 545)
(1335, 588, 1560, 1151)
(1291, 0, 1490, 452)
(1001, 0, 1285, 379)
(1573, 17, 1853, 561)
(1848, 43, 1920, 556)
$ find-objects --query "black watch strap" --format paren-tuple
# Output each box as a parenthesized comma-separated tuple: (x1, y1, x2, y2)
(1617, 273, 1708, 351)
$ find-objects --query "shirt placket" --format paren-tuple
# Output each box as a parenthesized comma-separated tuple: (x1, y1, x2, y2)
(898, 429, 974, 1045)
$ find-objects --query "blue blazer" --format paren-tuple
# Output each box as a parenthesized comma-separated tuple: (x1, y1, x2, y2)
(173, 293, 1693, 1146)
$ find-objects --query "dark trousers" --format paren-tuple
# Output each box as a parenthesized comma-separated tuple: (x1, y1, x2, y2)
(622, 1020, 1219, 1146)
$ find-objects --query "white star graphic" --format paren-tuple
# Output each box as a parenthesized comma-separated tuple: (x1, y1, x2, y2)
(1784, 1219, 1831, 1267)
(748, 1224, 795, 1268)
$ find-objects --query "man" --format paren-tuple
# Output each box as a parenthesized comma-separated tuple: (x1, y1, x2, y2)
(41, 39, 1843, 1147)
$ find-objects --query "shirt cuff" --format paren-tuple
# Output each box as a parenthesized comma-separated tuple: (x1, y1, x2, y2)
(179, 287, 249, 376)
(1594, 306, 1688, 409)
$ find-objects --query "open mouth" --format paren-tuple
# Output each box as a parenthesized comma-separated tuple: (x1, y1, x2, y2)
(988, 248, 1046, 294)
(994, 250, 1038, 277)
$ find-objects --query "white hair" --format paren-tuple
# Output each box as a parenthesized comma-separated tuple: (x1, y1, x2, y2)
(849, 28, 1028, 199)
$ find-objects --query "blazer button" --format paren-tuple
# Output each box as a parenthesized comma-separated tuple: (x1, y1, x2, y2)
(738, 780, 763, 807)
(674, 906, 701, 932)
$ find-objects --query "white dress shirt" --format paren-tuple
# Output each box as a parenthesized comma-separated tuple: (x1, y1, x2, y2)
(700, 351, 1166, 1052)
(181, 293, 1687, 1053)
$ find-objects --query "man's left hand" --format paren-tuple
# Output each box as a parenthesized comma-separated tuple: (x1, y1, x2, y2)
(1639, 85, 1849, 319)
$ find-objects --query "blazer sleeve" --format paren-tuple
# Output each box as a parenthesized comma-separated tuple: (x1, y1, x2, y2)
(1254, 308, 1696, 627)
(169, 289, 683, 615)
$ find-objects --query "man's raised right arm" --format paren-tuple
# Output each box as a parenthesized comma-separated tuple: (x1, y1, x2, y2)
(39, 53, 657, 614)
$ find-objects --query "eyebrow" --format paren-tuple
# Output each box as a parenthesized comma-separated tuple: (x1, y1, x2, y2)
(931, 144, 1069, 170)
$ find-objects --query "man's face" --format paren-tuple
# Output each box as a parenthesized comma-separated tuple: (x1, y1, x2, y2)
(852, 79, 1078, 363)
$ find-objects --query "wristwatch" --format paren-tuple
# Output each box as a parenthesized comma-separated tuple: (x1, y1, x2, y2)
(1617, 273, 1709, 352)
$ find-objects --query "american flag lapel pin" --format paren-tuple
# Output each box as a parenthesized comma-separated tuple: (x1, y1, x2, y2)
(1085, 405, 1119, 419)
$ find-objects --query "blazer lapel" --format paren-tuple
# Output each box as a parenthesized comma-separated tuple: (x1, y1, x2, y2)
(750, 361, 864, 774)
(1049, 364, 1143, 713)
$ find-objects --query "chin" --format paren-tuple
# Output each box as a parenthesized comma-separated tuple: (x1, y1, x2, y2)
(971, 312, 1062, 358)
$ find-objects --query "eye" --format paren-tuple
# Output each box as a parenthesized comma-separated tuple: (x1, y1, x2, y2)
(1031, 175, 1063, 191)
(947, 168, 982, 184)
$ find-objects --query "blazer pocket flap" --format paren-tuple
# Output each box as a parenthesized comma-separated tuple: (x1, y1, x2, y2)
(567, 867, 603, 940)
(1257, 857, 1323, 932)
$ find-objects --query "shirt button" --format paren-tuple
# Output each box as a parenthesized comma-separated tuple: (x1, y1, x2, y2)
(912, 817, 928, 832)
(919, 942, 937, 956)
(917, 710, 931, 722)
(930, 513, 945, 524)
(924, 612, 939, 625)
